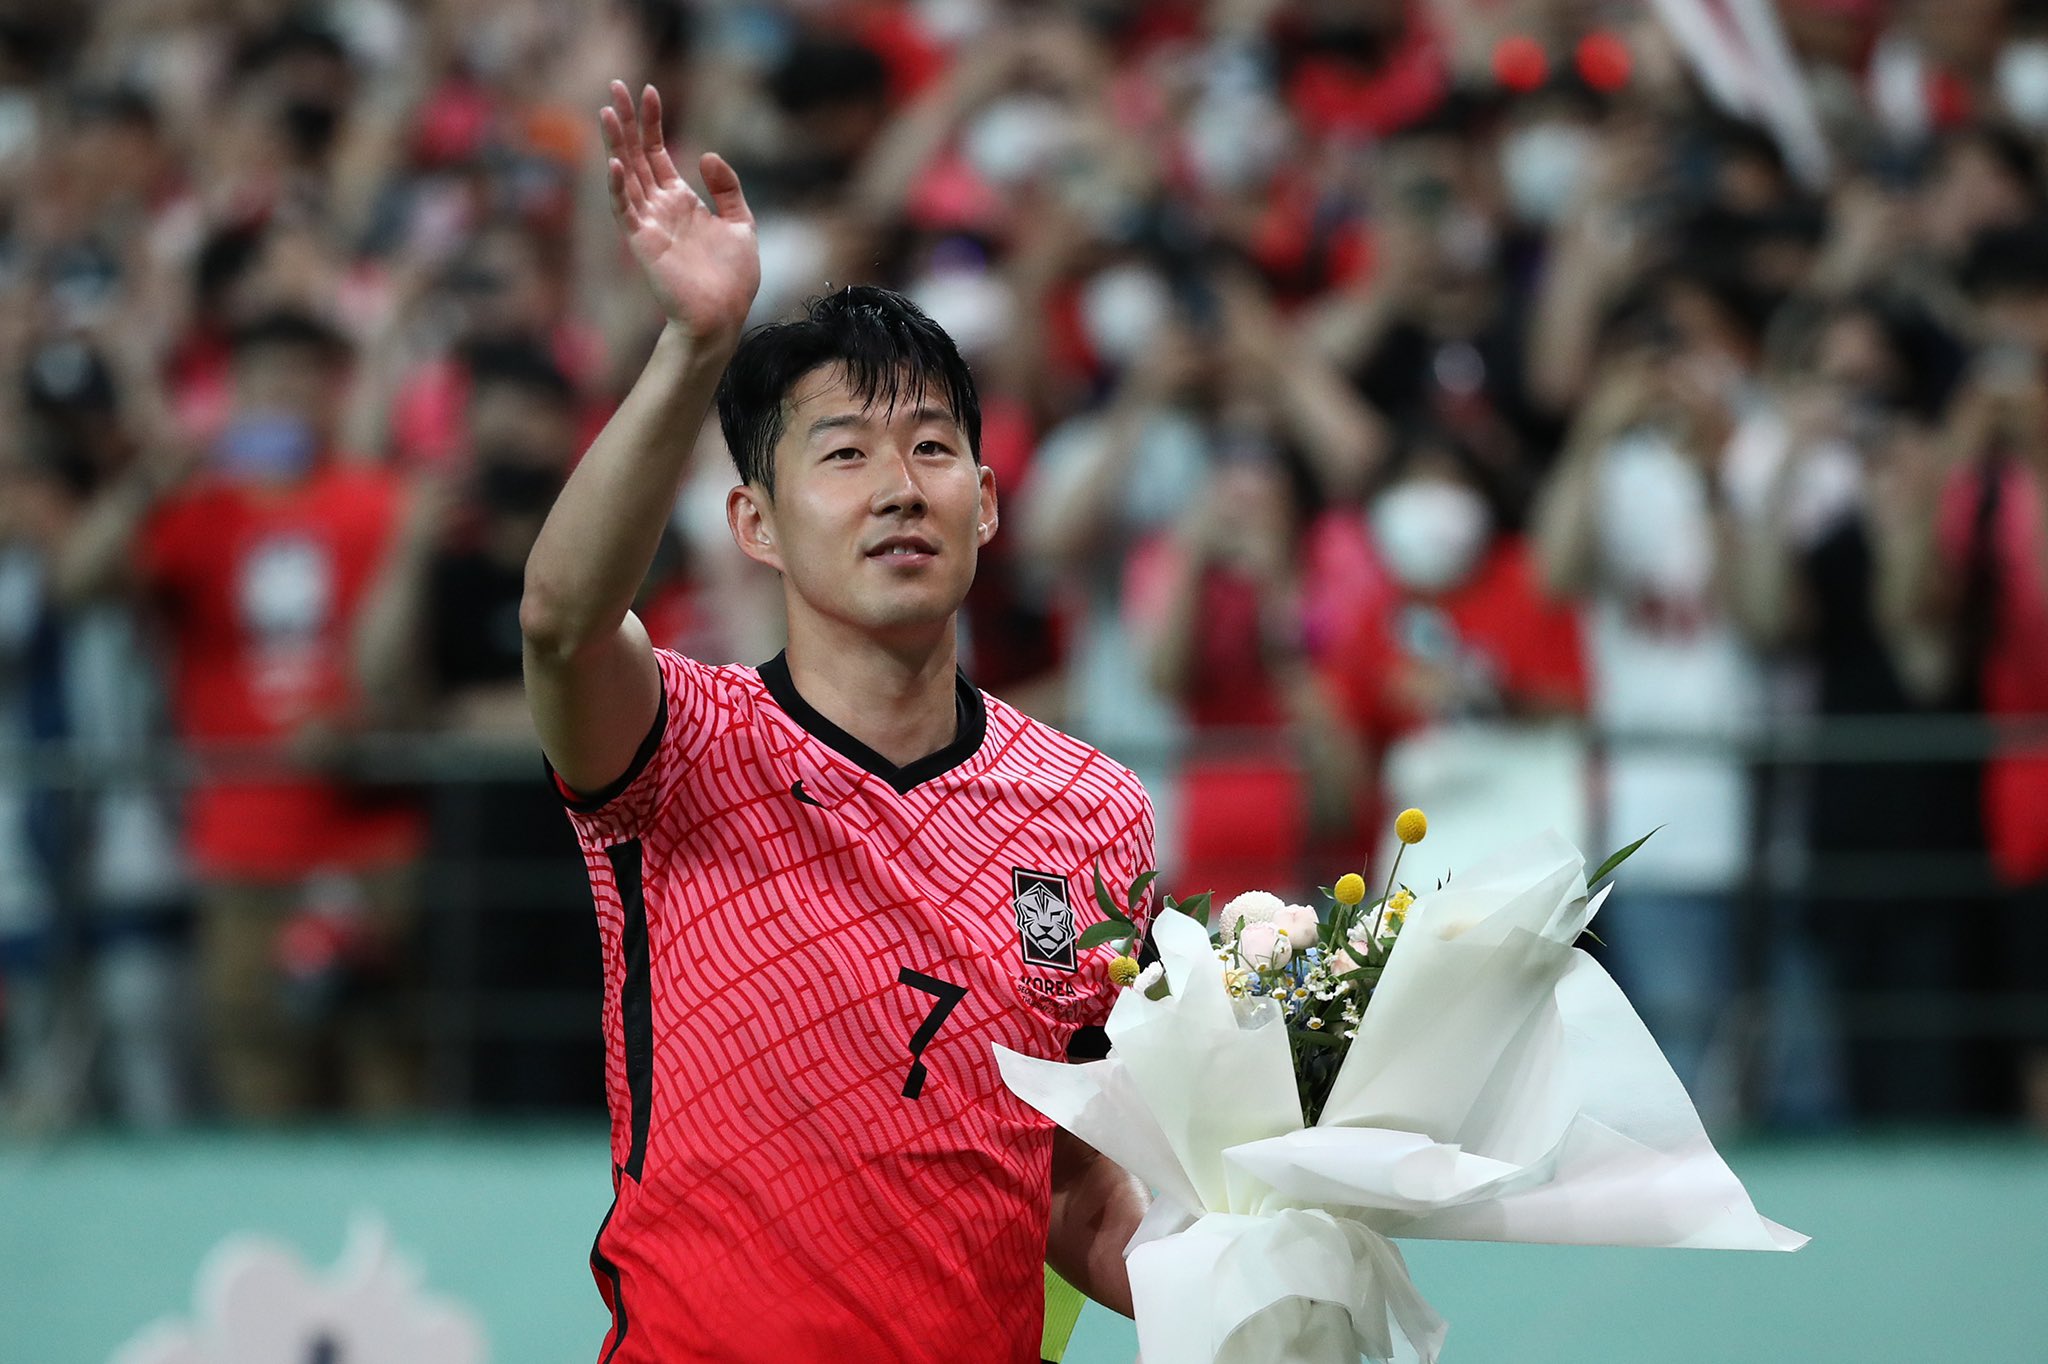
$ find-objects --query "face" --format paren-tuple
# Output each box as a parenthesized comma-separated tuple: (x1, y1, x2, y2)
(233, 341, 344, 439)
(728, 364, 995, 643)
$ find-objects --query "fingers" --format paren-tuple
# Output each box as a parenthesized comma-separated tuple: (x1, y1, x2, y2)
(638, 85, 681, 188)
(699, 152, 755, 227)
(606, 82, 651, 200)
(606, 156, 631, 221)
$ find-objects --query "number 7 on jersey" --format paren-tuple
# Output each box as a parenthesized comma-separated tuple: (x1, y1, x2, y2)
(896, 968, 967, 1099)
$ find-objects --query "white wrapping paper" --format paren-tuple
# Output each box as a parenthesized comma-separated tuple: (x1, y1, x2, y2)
(996, 832, 1806, 1364)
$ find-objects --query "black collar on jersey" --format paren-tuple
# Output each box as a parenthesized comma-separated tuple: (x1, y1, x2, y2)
(757, 651, 986, 795)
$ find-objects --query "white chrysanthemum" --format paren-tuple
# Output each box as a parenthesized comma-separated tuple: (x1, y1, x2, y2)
(1216, 890, 1287, 943)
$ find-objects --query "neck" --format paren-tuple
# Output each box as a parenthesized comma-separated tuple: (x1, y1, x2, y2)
(783, 613, 961, 769)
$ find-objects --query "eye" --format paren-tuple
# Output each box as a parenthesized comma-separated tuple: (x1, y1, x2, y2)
(915, 440, 955, 456)
(824, 446, 862, 462)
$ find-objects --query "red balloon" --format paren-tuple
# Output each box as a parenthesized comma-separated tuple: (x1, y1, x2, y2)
(1577, 30, 1633, 92)
(1493, 35, 1549, 93)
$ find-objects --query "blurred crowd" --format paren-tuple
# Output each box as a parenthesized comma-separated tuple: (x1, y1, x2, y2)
(3, 0, 2047, 1136)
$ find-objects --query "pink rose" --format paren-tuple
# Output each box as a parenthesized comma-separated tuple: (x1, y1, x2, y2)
(1330, 949, 1363, 976)
(1273, 903, 1319, 950)
(1237, 921, 1292, 970)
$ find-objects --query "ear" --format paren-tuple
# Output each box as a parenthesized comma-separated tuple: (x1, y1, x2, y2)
(727, 484, 784, 573)
(975, 463, 999, 548)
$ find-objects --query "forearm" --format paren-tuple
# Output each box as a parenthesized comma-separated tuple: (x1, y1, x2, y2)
(1529, 448, 1601, 599)
(1047, 1137, 1149, 1318)
(1725, 504, 1802, 649)
(52, 473, 155, 605)
(1143, 549, 1209, 702)
(1871, 506, 1956, 702)
(1304, 284, 1397, 374)
(1021, 400, 1150, 568)
(1282, 664, 1367, 836)
(1526, 233, 1611, 416)
(1267, 346, 1385, 501)
(352, 518, 438, 727)
(522, 323, 731, 659)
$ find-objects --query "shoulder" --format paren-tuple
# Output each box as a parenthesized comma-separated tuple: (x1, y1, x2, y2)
(649, 649, 778, 751)
(979, 692, 1154, 823)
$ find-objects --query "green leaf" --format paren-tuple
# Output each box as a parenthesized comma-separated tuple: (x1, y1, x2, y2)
(1076, 919, 1132, 952)
(1176, 891, 1213, 924)
(1588, 827, 1661, 888)
(1288, 1027, 1348, 1051)
(1092, 864, 1118, 919)
(1125, 870, 1161, 914)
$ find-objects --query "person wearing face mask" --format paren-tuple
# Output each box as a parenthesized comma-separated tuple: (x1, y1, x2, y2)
(1026, 261, 1381, 862)
(354, 343, 609, 1112)
(1317, 426, 1587, 881)
(1532, 312, 1769, 1113)
(56, 310, 422, 1119)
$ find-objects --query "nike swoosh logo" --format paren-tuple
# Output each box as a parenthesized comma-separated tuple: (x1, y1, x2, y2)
(792, 780, 825, 808)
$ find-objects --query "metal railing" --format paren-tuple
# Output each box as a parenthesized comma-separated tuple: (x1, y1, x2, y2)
(2, 712, 2043, 1130)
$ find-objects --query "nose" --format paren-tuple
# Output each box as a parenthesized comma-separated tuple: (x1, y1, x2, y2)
(869, 446, 928, 518)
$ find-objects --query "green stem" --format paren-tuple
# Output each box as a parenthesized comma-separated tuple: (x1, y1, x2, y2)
(1365, 841, 1409, 967)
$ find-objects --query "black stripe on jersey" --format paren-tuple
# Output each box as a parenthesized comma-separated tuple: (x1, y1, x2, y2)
(757, 650, 986, 793)
(591, 1182, 630, 1362)
(550, 685, 670, 813)
(608, 839, 654, 1182)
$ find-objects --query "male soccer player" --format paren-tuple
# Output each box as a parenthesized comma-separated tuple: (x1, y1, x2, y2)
(521, 83, 1155, 1362)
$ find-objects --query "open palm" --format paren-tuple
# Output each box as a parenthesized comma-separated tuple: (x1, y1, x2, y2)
(600, 82, 760, 343)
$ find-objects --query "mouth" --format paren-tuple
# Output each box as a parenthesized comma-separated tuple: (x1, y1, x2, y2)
(865, 534, 939, 567)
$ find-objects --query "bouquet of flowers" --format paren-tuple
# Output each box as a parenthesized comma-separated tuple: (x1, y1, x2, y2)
(997, 812, 1806, 1364)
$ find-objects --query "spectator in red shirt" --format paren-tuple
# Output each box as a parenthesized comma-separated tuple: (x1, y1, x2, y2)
(57, 311, 422, 1118)
(1934, 226, 2048, 1128)
(1320, 424, 1587, 876)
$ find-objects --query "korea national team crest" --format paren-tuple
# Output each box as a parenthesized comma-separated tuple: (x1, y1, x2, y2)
(1011, 869, 1077, 972)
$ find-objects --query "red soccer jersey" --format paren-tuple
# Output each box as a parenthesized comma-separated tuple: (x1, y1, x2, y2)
(558, 649, 1156, 1363)
(139, 464, 423, 879)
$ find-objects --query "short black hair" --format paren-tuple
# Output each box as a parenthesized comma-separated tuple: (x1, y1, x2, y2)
(1963, 221, 2048, 300)
(228, 310, 352, 362)
(714, 286, 981, 495)
(464, 338, 576, 409)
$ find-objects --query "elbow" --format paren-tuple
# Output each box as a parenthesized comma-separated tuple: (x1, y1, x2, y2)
(518, 577, 585, 668)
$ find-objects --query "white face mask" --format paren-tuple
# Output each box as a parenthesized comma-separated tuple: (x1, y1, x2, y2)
(1078, 264, 1173, 370)
(1370, 481, 1492, 594)
(907, 266, 1017, 363)
(962, 95, 1074, 187)
(1999, 42, 2048, 130)
(1499, 121, 1595, 226)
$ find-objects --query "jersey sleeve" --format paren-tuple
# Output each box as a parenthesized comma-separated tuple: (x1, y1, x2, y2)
(551, 648, 720, 850)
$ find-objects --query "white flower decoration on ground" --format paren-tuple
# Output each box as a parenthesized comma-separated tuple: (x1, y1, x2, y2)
(112, 1215, 485, 1364)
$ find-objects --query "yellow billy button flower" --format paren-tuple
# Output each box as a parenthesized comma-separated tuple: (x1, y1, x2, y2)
(1395, 808, 1428, 845)
(1333, 873, 1367, 906)
(1107, 955, 1141, 988)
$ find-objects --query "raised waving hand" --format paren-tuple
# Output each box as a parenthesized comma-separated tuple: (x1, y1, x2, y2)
(599, 82, 760, 344)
